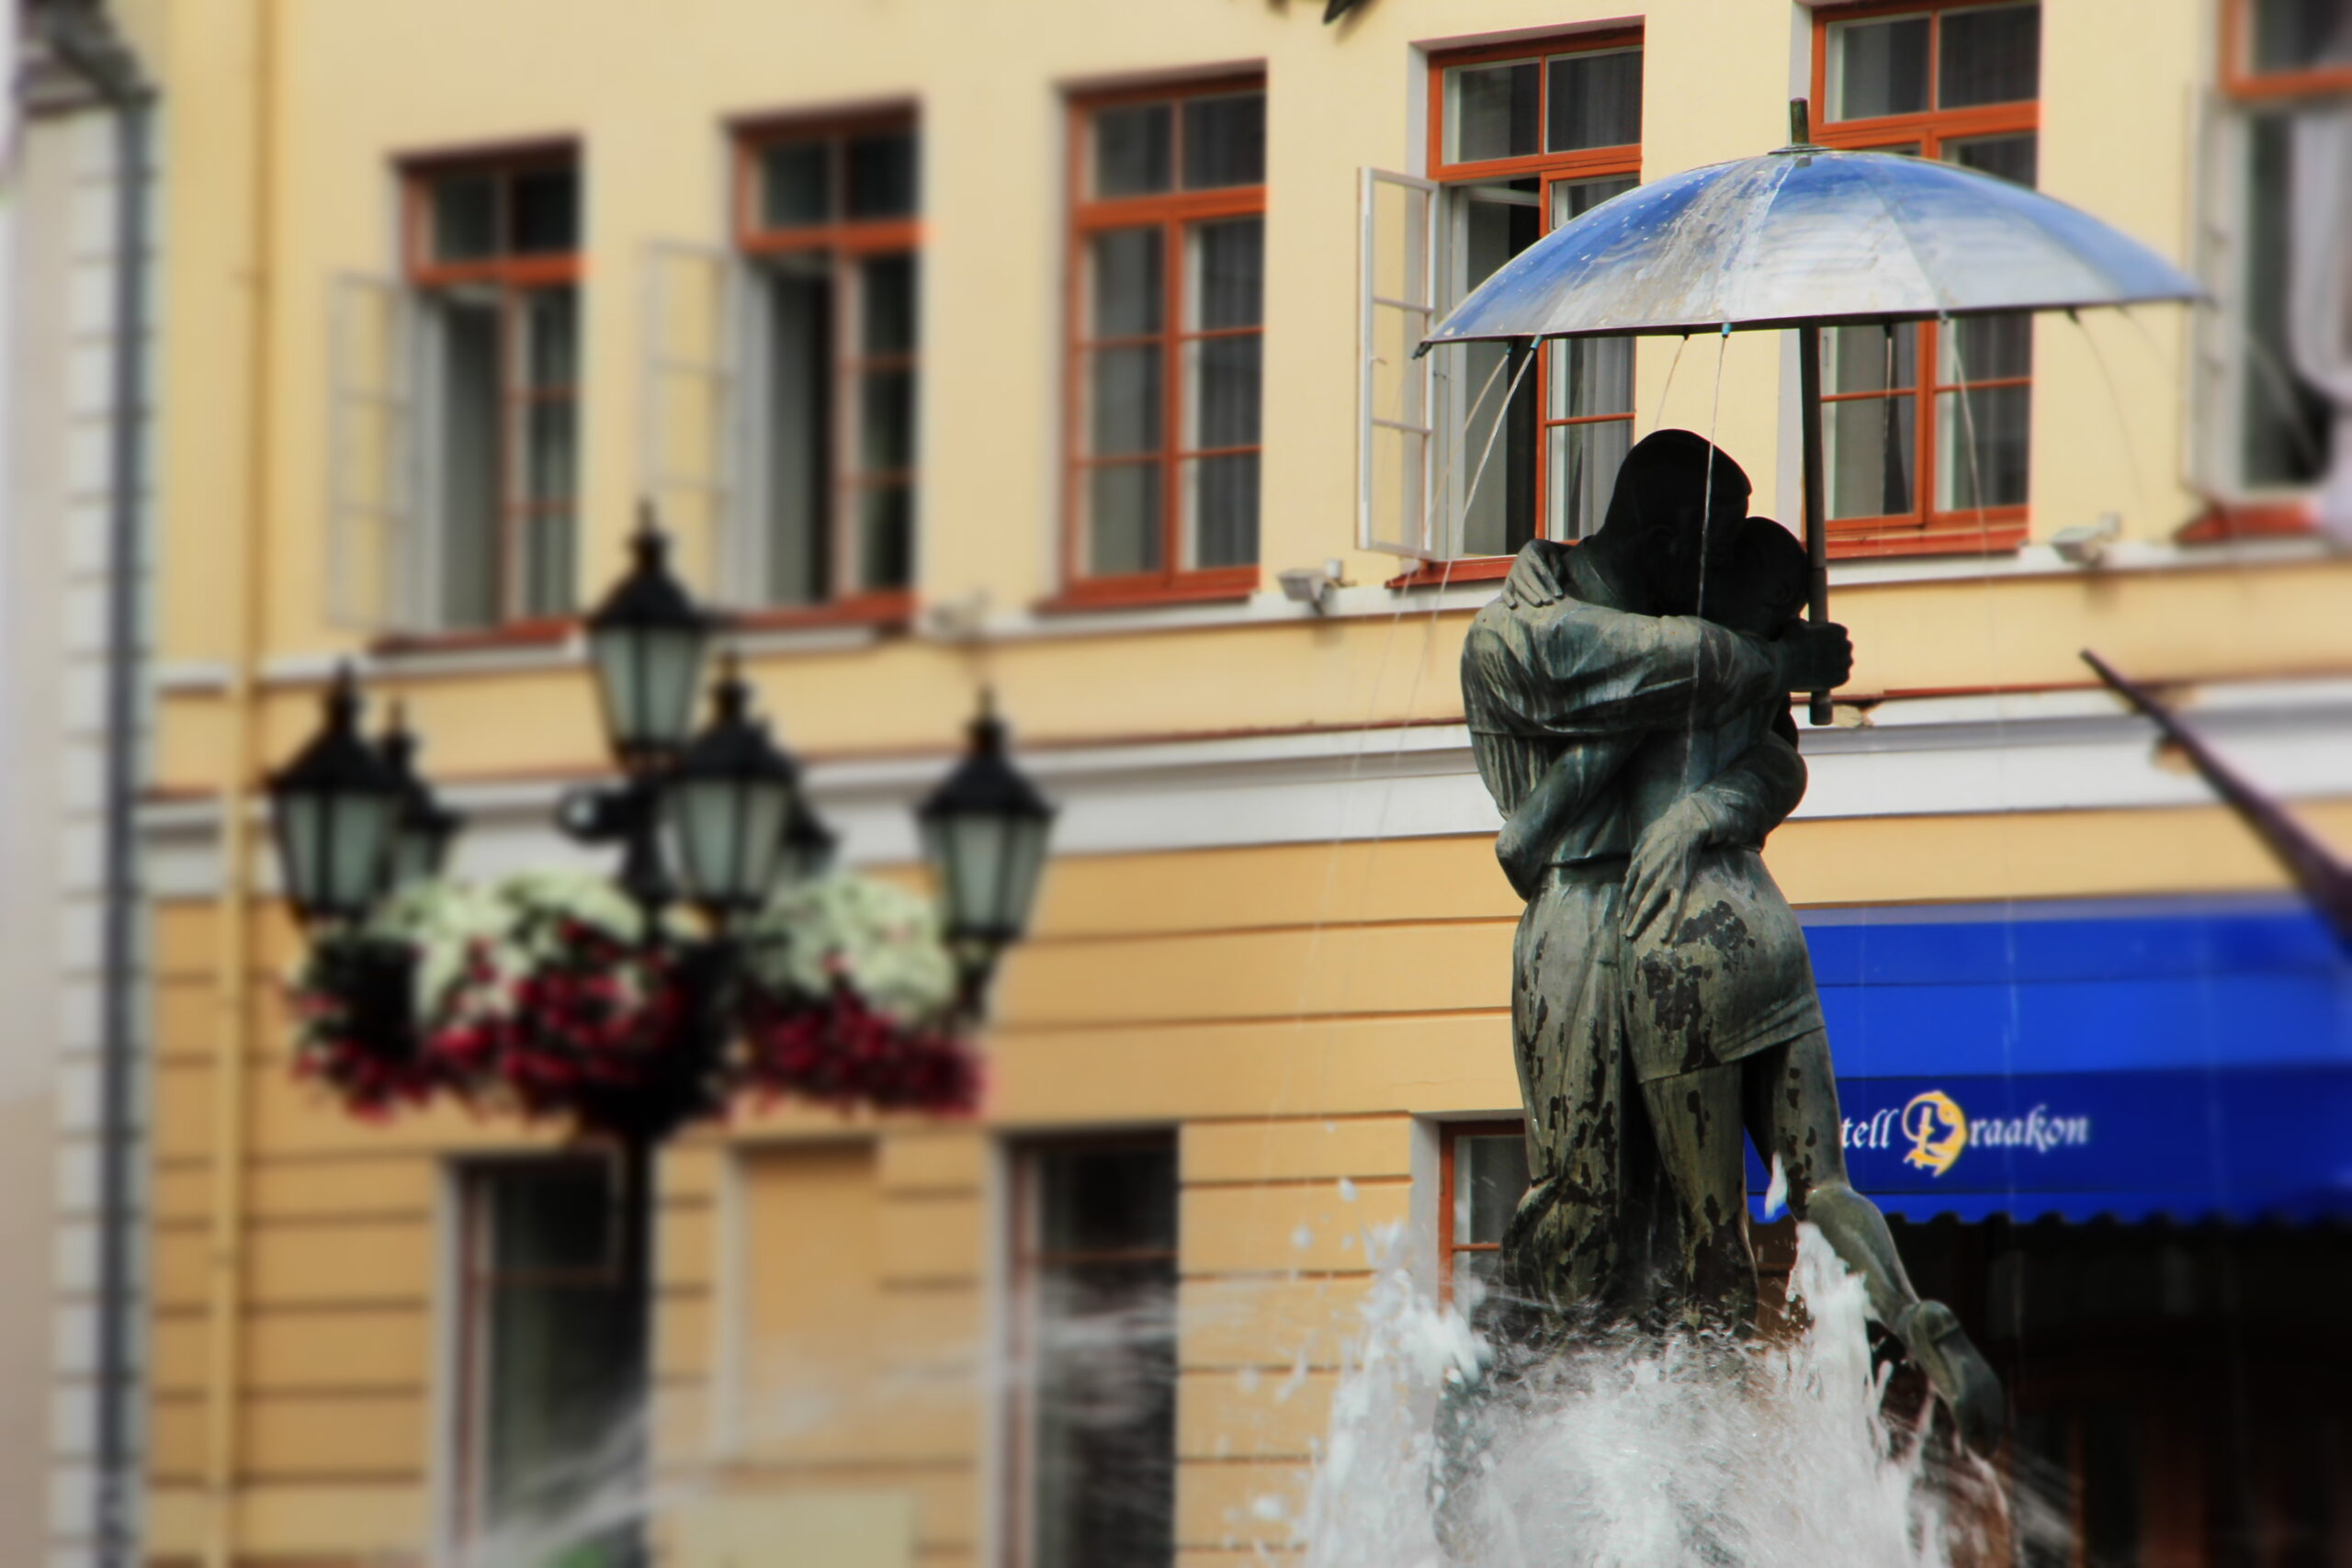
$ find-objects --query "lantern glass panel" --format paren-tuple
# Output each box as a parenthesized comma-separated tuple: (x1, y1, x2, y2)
(591, 623, 707, 757)
(1001, 816, 1051, 940)
(277, 793, 329, 913)
(389, 824, 441, 893)
(939, 813, 1012, 940)
(671, 776, 792, 909)
(326, 792, 398, 913)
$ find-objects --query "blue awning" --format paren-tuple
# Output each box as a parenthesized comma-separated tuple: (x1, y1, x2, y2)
(1743, 898, 2352, 1224)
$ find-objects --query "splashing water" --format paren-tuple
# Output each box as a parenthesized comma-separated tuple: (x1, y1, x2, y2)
(1300, 1225, 2055, 1568)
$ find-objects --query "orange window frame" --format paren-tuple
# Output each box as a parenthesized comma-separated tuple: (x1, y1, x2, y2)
(1059, 76, 1267, 609)
(733, 110, 922, 627)
(1002, 1134, 1181, 1566)
(2222, 0, 2352, 101)
(1414, 31, 1645, 584)
(1437, 1120, 1526, 1308)
(1811, 1, 2041, 558)
(403, 148, 584, 634)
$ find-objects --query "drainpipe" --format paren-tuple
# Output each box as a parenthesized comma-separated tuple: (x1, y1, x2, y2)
(35, 6, 151, 1568)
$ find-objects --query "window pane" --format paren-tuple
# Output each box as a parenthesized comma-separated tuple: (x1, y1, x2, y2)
(524, 400, 575, 506)
(1939, 4, 2041, 108)
(1087, 464, 1162, 575)
(1453, 1134, 1530, 1247)
(1941, 311, 2031, 384)
(1553, 174, 1636, 226)
(519, 506, 573, 619)
(2240, 114, 2334, 489)
(1091, 227, 1164, 339)
(1031, 1259, 1176, 1568)
(846, 129, 919, 219)
(861, 254, 918, 355)
(1182, 91, 1266, 189)
(2252, 0, 2352, 73)
(1947, 131, 2039, 190)
(1546, 50, 1642, 152)
(860, 367, 916, 474)
(474, 1162, 632, 1557)
(433, 175, 499, 263)
(439, 301, 503, 629)
(1035, 1144, 1178, 1253)
(1547, 417, 1631, 540)
(859, 484, 913, 592)
(1189, 335, 1260, 450)
(1093, 103, 1172, 197)
(1450, 62, 1540, 163)
(525, 288, 577, 388)
(510, 166, 579, 254)
(1185, 453, 1259, 569)
(1938, 383, 2030, 511)
(1445, 188, 1541, 558)
(1828, 17, 1930, 120)
(1453, 1247, 1506, 1304)
(765, 266, 833, 606)
(1549, 335, 1634, 421)
(1826, 393, 1917, 519)
(1188, 217, 1263, 331)
(762, 141, 831, 228)
(1088, 345, 1162, 457)
(1826, 322, 1919, 393)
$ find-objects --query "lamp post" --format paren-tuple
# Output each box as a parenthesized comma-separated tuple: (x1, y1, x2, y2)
(265, 513, 1053, 1565)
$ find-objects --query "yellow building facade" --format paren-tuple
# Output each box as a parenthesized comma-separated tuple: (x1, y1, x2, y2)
(133, 0, 2352, 1563)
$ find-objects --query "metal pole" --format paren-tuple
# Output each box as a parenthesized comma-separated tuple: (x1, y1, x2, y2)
(1799, 323, 1833, 726)
(611, 1133, 655, 1568)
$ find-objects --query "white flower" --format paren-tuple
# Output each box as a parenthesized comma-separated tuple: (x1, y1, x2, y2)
(743, 872, 957, 1023)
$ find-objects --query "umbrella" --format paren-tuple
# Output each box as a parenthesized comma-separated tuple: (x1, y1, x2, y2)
(1422, 100, 2203, 721)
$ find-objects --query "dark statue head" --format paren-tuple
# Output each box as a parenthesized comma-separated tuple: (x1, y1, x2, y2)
(1702, 518, 1809, 638)
(1594, 429, 1751, 615)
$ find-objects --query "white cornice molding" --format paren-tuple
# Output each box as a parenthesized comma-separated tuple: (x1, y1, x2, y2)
(140, 674, 2352, 898)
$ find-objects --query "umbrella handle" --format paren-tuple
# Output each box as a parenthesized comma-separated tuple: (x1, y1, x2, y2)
(1799, 324, 1833, 725)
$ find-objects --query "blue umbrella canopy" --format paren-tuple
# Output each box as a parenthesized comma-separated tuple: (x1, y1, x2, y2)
(1423, 143, 2202, 346)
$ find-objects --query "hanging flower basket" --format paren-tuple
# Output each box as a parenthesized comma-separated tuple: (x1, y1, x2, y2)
(287, 866, 980, 1130)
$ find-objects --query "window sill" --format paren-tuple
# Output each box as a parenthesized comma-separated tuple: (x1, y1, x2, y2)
(1384, 557, 1515, 590)
(2175, 500, 2316, 546)
(1035, 570, 1260, 615)
(724, 592, 915, 634)
(1825, 523, 2028, 560)
(369, 617, 577, 659)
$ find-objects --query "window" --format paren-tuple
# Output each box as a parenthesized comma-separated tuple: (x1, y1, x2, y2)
(1405, 34, 1643, 570)
(454, 1158, 632, 1562)
(1813, 4, 2041, 556)
(1065, 81, 1266, 603)
(1439, 1122, 1528, 1306)
(735, 114, 921, 613)
(2204, 0, 2346, 516)
(1009, 1137, 1178, 1568)
(407, 151, 582, 628)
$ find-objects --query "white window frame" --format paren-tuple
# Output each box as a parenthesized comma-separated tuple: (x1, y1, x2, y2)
(1358, 167, 1440, 558)
(2196, 101, 2338, 507)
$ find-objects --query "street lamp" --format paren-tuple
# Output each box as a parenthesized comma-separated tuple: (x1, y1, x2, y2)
(665, 655, 801, 921)
(378, 702, 462, 894)
(919, 689, 1057, 1005)
(584, 504, 713, 773)
(265, 664, 403, 928)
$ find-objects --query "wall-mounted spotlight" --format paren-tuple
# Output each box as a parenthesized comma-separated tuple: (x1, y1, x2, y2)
(1277, 558, 1352, 614)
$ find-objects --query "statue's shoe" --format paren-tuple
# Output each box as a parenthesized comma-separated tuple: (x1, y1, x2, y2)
(1900, 1299, 2003, 1454)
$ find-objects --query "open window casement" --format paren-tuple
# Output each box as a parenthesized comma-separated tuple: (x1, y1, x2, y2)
(326, 275, 418, 630)
(639, 241, 747, 605)
(1360, 169, 1440, 558)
